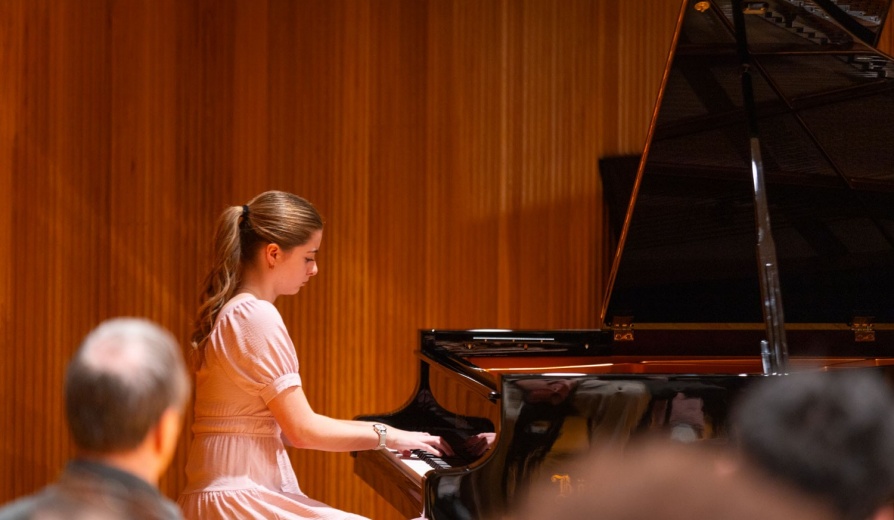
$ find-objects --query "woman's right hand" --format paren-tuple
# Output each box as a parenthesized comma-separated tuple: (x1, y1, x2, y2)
(386, 426, 454, 457)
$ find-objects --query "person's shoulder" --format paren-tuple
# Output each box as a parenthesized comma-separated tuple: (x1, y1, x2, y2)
(0, 491, 44, 520)
(158, 497, 185, 520)
(0, 475, 179, 520)
(220, 294, 281, 320)
(218, 294, 285, 330)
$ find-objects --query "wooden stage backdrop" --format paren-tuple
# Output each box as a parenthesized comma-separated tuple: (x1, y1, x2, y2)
(2, 1, 893, 518)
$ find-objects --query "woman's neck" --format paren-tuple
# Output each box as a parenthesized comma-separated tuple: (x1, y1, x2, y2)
(239, 271, 276, 303)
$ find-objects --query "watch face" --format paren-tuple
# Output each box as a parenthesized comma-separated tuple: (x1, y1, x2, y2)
(373, 424, 387, 448)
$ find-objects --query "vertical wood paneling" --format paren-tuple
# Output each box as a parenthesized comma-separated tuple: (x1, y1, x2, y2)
(0, 0, 22, 500)
(2, 1, 684, 519)
(882, 6, 894, 55)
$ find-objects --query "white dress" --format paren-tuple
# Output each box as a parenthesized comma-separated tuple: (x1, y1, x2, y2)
(177, 293, 367, 519)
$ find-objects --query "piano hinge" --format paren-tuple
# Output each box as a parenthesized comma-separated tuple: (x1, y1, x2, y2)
(611, 316, 634, 342)
(851, 316, 876, 342)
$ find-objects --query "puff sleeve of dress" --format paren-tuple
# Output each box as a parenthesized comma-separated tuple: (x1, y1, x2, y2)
(208, 296, 303, 404)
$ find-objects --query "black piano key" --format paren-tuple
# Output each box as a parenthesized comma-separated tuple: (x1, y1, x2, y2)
(411, 449, 452, 470)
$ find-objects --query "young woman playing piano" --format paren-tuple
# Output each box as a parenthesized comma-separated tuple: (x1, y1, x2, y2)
(177, 191, 449, 519)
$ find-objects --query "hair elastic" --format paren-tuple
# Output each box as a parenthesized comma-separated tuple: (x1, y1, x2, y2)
(240, 205, 252, 232)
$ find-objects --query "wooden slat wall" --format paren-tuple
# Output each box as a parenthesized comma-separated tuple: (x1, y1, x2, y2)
(882, 5, 894, 51)
(7, 1, 889, 519)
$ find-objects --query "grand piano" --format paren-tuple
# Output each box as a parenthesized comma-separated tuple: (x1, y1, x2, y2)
(354, 1, 894, 518)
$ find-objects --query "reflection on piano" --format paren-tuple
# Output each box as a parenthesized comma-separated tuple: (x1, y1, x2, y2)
(356, 332, 894, 519)
(355, 0, 894, 518)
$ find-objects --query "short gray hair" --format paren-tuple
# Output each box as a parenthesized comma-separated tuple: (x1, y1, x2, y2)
(65, 318, 190, 452)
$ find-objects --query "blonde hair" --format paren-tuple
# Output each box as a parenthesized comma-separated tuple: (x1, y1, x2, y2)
(190, 191, 323, 367)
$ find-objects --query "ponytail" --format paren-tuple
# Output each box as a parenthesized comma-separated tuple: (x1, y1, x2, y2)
(190, 206, 244, 368)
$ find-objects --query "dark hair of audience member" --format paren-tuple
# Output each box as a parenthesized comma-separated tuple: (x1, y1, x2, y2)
(64, 318, 191, 452)
(731, 370, 894, 520)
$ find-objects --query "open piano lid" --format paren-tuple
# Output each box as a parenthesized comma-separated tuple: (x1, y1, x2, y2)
(601, 0, 894, 332)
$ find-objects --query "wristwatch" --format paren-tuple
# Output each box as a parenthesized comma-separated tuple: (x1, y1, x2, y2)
(372, 423, 388, 449)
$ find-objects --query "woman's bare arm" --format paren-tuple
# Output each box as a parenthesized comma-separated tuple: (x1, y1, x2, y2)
(268, 386, 451, 455)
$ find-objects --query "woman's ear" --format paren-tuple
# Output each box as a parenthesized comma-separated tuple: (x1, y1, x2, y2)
(264, 243, 281, 268)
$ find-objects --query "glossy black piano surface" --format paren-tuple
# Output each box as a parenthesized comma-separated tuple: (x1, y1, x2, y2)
(355, 331, 894, 519)
(354, 0, 894, 518)
(601, 0, 894, 327)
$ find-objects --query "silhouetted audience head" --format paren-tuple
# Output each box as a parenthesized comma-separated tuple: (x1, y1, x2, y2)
(732, 370, 894, 520)
(517, 440, 836, 520)
(0, 317, 190, 520)
(66, 317, 191, 455)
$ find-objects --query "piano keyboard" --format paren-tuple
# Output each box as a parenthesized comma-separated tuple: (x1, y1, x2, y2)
(396, 449, 452, 478)
(411, 449, 451, 470)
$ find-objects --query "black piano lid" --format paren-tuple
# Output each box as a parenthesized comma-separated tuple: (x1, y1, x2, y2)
(601, 0, 894, 328)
